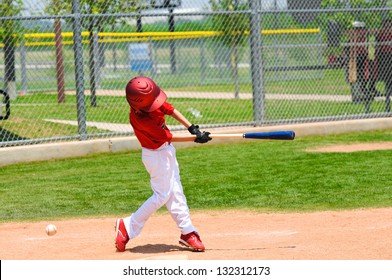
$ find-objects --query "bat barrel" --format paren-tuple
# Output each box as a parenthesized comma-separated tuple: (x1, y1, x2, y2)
(207, 130, 296, 140)
(244, 130, 295, 140)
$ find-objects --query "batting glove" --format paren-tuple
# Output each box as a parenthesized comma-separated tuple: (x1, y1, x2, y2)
(195, 131, 212, 144)
(188, 124, 201, 135)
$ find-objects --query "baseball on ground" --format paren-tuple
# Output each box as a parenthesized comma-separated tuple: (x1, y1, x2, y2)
(45, 224, 57, 236)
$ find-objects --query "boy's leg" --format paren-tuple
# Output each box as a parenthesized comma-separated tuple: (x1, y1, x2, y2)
(164, 145, 205, 251)
(164, 144, 196, 234)
(126, 145, 174, 238)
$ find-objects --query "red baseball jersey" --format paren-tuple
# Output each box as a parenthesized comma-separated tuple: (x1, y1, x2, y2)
(129, 101, 175, 149)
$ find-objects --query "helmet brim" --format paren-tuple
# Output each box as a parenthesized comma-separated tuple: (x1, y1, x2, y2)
(145, 89, 167, 112)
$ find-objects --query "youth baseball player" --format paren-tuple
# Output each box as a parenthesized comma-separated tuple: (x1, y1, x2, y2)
(115, 76, 211, 252)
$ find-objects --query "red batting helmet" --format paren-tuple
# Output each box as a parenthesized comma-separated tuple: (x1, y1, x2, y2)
(125, 76, 167, 112)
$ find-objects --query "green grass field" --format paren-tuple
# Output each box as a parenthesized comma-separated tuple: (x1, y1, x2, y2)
(1, 129, 391, 222)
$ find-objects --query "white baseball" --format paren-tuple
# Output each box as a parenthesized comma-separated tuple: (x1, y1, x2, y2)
(45, 224, 57, 236)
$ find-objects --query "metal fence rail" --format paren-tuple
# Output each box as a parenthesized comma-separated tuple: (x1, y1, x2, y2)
(1, 0, 392, 147)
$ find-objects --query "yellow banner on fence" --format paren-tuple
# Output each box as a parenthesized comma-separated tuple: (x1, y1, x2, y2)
(0, 29, 320, 48)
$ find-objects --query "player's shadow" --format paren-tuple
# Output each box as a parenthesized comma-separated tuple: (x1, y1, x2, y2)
(210, 246, 295, 251)
(129, 243, 191, 254)
(128, 244, 295, 254)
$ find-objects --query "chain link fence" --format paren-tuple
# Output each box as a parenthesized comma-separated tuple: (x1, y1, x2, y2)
(1, 0, 392, 147)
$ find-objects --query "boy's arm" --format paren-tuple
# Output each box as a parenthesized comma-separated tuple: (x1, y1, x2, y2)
(171, 109, 192, 129)
(170, 109, 196, 142)
(171, 135, 196, 142)
(170, 109, 211, 143)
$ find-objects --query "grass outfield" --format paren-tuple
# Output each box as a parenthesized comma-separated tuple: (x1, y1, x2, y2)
(1, 129, 392, 222)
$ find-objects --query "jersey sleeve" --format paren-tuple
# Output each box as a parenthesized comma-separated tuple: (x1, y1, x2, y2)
(160, 101, 175, 115)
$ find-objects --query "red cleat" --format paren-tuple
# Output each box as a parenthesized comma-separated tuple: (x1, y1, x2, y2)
(179, 231, 205, 252)
(115, 218, 129, 252)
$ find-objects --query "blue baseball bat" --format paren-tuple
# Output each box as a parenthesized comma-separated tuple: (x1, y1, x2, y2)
(209, 130, 295, 140)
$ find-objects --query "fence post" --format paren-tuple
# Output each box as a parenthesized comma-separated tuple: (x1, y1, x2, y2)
(200, 37, 206, 83)
(72, 0, 87, 140)
(168, 7, 177, 74)
(317, 31, 324, 79)
(20, 41, 28, 95)
(249, 0, 265, 125)
(88, 28, 98, 107)
(54, 15, 66, 104)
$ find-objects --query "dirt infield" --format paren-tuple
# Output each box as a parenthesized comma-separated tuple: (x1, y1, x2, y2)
(1, 208, 392, 260)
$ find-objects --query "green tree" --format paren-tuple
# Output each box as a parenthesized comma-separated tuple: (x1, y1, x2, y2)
(209, 0, 249, 98)
(321, 0, 391, 29)
(45, 0, 141, 106)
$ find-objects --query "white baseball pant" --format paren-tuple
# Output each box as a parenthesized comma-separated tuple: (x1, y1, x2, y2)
(124, 142, 197, 239)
